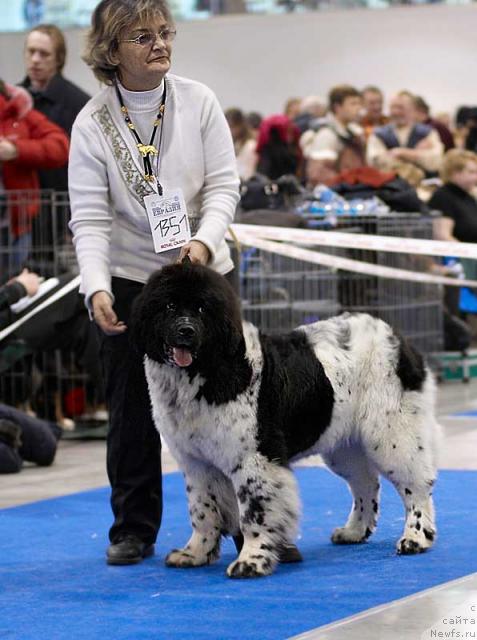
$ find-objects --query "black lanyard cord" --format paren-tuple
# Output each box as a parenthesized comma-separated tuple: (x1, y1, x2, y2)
(115, 80, 167, 193)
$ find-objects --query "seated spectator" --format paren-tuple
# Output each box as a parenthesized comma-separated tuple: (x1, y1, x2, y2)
(0, 403, 61, 474)
(300, 85, 365, 172)
(246, 111, 263, 139)
(294, 95, 327, 134)
(413, 96, 455, 152)
(367, 91, 443, 176)
(463, 109, 477, 154)
(0, 272, 62, 472)
(0, 272, 105, 429)
(430, 150, 477, 242)
(284, 97, 302, 121)
(305, 150, 339, 188)
(256, 114, 302, 180)
(454, 106, 477, 150)
(429, 149, 477, 324)
(435, 112, 453, 130)
(0, 80, 69, 277)
(225, 108, 258, 181)
(361, 85, 389, 139)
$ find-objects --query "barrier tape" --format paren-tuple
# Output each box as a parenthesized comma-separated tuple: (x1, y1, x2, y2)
(232, 232, 477, 288)
(231, 223, 477, 260)
(0, 276, 81, 343)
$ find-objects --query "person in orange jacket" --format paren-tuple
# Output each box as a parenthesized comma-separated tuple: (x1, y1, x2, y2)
(0, 80, 69, 277)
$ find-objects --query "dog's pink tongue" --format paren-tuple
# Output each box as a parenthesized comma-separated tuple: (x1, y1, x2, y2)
(172, 347, 193, 367)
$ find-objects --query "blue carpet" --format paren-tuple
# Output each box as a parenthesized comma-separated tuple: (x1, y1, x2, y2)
(452, 409, 477, 418)
(1, 468, 476, 640)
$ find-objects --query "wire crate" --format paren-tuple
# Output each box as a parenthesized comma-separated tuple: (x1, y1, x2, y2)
(0, 189, 76, 282)
(239, 246, 340, 333)
(1, 190, 99, 426)
(306, 212, 444, 354)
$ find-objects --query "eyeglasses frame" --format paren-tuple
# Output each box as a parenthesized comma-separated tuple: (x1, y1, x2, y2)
(118, 29, 177, 47)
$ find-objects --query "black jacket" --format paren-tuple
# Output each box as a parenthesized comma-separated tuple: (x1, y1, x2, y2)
(19, 74, 90, 191)
(429, 183, 477, 243)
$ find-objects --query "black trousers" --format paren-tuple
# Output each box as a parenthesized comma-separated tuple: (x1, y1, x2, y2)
(101, 270, 237, 545)
(100, 277, 162, 545)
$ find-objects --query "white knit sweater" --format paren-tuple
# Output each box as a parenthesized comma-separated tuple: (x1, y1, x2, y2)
(68, 74, 240, 307)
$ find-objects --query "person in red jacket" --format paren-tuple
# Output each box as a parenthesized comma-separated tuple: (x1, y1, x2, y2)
(0, 80, 69, 278)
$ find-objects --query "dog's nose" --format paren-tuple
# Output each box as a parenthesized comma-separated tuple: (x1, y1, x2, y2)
(175, 318, 196, 340)
(178, 324, 195, 338)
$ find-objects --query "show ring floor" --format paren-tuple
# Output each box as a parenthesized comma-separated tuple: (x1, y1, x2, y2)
(1, 467, 476, 640)
(1, 382, 477, 640)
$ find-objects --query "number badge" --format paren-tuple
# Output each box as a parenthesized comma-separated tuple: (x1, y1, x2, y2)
(144, 189, 191, 253)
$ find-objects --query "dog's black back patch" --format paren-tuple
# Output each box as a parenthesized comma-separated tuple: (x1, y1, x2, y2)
(396, 335, 426, 391)
(256, 330, 334, 464)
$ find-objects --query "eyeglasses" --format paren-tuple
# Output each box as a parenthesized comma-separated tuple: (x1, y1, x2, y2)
(119, 29, 177, 47)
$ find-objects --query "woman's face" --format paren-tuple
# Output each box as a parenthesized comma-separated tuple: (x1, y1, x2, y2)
(451, 161, 477, 193)
(115, 14, 173, 91)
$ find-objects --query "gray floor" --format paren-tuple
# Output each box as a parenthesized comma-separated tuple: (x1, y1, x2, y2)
(1, 379, 476, 640)
(290, 573, 477, 640)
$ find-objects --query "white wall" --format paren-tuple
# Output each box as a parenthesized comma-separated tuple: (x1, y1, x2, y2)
(0, 4, 476, 116)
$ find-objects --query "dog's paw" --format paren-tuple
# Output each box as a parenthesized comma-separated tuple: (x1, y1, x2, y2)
(226, 558, 273, 579)
(397, 531, 435, 555)
(331, 526, 372, 545)
(165, 548, 208, 568)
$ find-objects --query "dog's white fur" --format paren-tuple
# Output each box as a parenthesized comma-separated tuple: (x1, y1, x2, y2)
(144, 311, 441, 578)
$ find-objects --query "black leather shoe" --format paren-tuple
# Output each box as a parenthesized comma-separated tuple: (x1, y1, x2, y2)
(232, 534, 303, 563)
(106, 534, 155, 565)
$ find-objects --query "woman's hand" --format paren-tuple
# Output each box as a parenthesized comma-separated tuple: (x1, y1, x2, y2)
(91, 291, 127, 335)
(178, 240, 211, 265)
(0, 139, 18, 161)
(15, 269, 41, 296)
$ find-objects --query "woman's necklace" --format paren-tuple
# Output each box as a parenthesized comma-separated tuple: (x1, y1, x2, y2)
(115, 80, 167, 191)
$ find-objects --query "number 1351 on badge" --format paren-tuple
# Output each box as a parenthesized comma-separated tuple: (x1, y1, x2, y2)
(144, 189, 191, 254)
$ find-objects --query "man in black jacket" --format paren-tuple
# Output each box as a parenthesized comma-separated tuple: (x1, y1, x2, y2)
(19, 24, 90, 271)
(19, 24, 90, 193)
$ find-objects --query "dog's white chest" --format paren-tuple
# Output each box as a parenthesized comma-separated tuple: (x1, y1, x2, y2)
(144, 358, 259, 470)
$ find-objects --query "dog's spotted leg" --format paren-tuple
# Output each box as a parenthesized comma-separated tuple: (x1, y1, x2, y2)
(226, 457, 300, 579)
(322, 445, 380, 544)
(396, 489, 436, 555)
(368, 414, 439, 555)
(380, 467, 436, 555)
(166, 462, 238, 569)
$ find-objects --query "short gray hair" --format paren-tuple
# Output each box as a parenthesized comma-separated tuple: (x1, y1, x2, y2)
(83, 0, 174, 85)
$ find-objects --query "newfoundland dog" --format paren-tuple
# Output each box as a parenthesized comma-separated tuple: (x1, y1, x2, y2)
(131, 262, 440, 578)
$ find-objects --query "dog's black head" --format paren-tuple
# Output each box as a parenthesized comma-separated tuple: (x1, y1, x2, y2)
(131, 262, 244, 371)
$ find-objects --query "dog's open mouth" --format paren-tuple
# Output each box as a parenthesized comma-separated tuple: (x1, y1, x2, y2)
(166, 345, 194, 368)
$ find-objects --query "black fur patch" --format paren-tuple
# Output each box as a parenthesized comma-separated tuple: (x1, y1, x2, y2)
(395, 335, 426, 392)
(256, 330, 334, 463)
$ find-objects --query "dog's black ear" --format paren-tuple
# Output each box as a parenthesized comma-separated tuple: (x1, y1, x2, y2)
(216, 288, 245, 358)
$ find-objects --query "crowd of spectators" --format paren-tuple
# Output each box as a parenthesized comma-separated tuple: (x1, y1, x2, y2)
(227, 85, 477, 184)
(225, 85, 477, 350)
(225, 83, 477, 233)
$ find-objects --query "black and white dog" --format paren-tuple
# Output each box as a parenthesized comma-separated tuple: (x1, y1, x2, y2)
(132, 262, 441, 579)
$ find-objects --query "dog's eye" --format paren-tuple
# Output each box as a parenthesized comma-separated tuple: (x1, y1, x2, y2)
(198, 306, 204, 314)
(166, 302, 176, 312)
